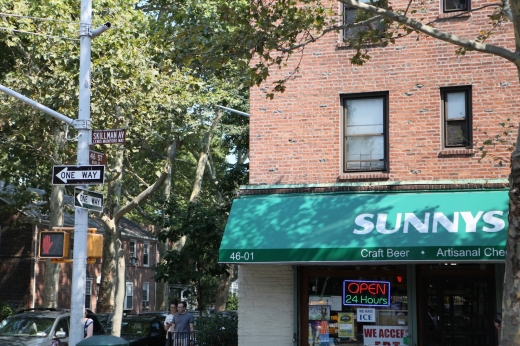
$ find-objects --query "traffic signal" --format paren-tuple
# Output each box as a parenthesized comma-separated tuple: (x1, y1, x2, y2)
(39, 227, 103, 262)
(87, 228, 103, 259)
(39, 231, 70, 259)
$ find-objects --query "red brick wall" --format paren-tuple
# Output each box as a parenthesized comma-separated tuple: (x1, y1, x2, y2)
(249, 0, 518, 185)
(0, 219, 34, 309)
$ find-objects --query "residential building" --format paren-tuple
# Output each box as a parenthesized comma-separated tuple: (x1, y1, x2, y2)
(219, 0, 518, 345)
(0, 186, 161, 315)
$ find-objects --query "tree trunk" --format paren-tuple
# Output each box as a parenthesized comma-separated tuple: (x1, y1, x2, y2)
(501, 125, 520, 345)
(112, 228, 125, 336)
(42, 129, 66, 308)
(214, 264, 236, 312)
(97, 139, 125, 313)
(96, 218, 117, 312)
(41, 184, 64, 308)
(155, 242, 170, 310)
(156, 138, 179, 311)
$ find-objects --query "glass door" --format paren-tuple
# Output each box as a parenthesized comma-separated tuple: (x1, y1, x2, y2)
(421, 277, 494, 346)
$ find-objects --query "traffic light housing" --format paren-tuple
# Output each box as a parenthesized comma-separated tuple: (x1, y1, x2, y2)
(38, 227, 103, 262)
(39, 231, 70, 259)
(87, 228, 103, 259)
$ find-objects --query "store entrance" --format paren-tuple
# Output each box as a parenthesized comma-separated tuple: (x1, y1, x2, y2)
(419, 272, 495, 346)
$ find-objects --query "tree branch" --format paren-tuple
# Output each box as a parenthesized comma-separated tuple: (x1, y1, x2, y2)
(339, 0, 520, 65)
(114, 162, 170, 223)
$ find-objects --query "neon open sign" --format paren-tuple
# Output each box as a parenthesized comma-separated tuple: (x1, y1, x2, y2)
(343, 280, 391, 307)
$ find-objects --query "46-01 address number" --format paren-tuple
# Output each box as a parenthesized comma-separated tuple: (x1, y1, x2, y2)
(229, 252, 254, 261)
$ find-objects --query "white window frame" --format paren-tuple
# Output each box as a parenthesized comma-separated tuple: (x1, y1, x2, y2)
(129, 240, 137, 266)
(143, 242, 150, 267)
(85, 279, 92, 309)
(124, 282, 134, 310)
(142, 282, 150, 309)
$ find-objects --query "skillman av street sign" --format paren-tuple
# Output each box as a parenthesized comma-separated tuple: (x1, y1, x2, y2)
(75, 188, 103, 212)
(91, 129, 126, 144)
(52, 165, 105, 185)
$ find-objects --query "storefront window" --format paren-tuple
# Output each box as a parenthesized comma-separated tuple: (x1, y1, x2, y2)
(304, 266, 408, 346)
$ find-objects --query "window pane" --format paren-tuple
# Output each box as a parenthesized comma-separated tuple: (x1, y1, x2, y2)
(444, 0, 468, 11)
(446, 92, 466, 120)
(346, 98, 384, 135)
(346, 135, 384, 170)
(446, 121, 468, 146)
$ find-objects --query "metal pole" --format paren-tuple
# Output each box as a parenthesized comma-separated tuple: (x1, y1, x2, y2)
(69, 0, 92, 344)
(0, 84, 74, 125)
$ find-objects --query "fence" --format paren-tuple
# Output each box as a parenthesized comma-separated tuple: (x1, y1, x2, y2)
(166, 331, 238, 346)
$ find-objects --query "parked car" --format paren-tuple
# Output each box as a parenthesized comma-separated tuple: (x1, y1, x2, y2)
(94, 312, 113, 331)
(137, 311, 168, 318)
(119, 315, 166, 346)
(0, 307, 104, 346)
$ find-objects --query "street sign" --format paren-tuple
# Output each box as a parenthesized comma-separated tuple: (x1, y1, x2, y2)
(52, 165, 105, 185)
(89, 150, 106, 165)
(74, 188, 103, 212)
(91, 129, 126, 144)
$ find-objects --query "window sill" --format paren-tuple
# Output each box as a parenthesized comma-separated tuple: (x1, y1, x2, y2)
(336, 41, 385, 50)
(338, 172, 390, 181)
(438, 149, 475, 156)
(437, 11, 471, 20)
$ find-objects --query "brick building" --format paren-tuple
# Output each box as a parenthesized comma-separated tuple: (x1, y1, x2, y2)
(0, 187, 161, 315)
(219, 0, 519, 345)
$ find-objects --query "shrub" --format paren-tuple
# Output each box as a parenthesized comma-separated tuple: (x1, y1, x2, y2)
(0, 302, 13, 321)
(195, 313, 238, 346)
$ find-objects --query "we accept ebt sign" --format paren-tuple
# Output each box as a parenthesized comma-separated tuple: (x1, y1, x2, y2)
(363, 326, 409, 346)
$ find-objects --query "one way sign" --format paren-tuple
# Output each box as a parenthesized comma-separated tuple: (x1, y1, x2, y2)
(75, 188, 103, 212)
(52, 165, 105, 185)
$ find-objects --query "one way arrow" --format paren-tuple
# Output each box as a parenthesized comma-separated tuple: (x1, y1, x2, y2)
(74, 188, 104, 212)
(76, 190, 102, 207)
(52, 165, 105, 185)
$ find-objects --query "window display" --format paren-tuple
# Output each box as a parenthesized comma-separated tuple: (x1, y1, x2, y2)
(306, 266, 408, 346)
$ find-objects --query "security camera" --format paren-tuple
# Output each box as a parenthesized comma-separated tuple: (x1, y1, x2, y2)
(91, 22, 111, 38)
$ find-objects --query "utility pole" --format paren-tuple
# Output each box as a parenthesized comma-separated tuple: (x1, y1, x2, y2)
(68, 0, 92, 344)
(70, 1, 110, 344)
(0, 2, 109, 345)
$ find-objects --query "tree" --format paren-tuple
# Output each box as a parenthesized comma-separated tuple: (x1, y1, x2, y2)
(141, 0, 520, 342)
(0, 0, 248, 336)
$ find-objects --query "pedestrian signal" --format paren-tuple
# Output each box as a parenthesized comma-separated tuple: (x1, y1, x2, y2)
(39, 231, 70, 259)
(87, 228, 103, 259)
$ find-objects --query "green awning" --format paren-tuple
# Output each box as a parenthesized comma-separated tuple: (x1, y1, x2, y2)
(219, 190, 508, 264)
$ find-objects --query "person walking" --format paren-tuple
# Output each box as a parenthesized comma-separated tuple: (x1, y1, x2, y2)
(171, 301, 194, 346)
(84, 310, 93, 339)
(164, 302, 178, 346)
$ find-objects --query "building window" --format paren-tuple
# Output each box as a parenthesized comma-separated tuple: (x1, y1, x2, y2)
(129, 240, 137, 266)
(443, 0, 469, 12)
(441, 86, 472, 148)
(344, 0, 386, 42)
(85, 279, 92, 309)
(125, 282, 133, 310)
(143, 243, 150, 267)
(343, 92, 388, 172)
(168, 285, 181, 299)
(142, 282, 150, 309)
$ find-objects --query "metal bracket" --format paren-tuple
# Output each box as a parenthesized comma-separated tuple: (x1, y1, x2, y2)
(79, 23, 91, 38)
(73, 119, 91, 130)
